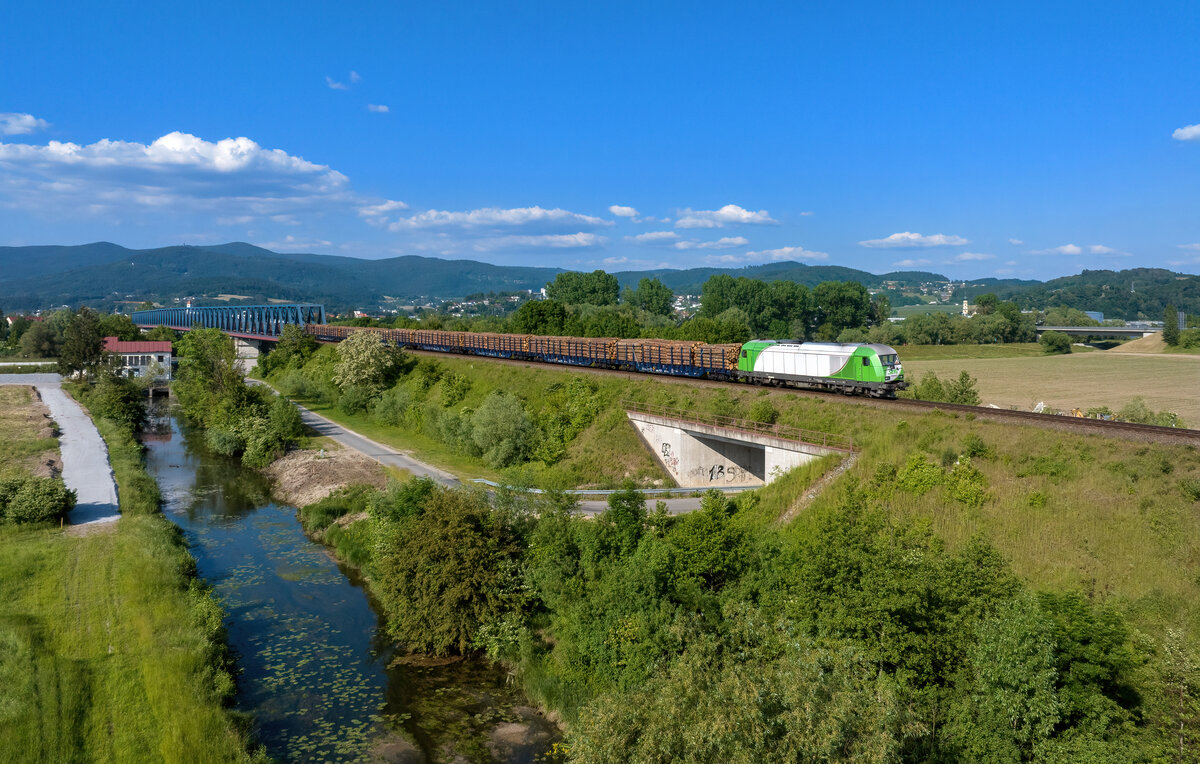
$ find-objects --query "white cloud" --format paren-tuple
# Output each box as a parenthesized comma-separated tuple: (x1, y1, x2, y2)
(673, 236, 749, 250)
(860, 232, 970, 248)
(326, 71, 360, 90)
(600, 255, 671, 269)
(358, 199, 409, 226)
(0, 113, 49, 136)
(367, 104, 389, 113)
(255, 234, 333, 251)
(954, 252, 994, 261)
(1008, 238, 1024, 245)
(1178, 243, 1200, 251)
(799, 211, 814, 216)
(718, 245, 829, 264)
(892, 258, 932, 267)
(1031, 244, 1083, 255)
(388, 206, 610, 231)
(473, 232, 606, 251)
(609, 204, 638, 218)
(0, 131, 352, 222)
(1172, 123, 1200, 141)
(675, 204, 777, 228)
(626, 230, 679, 243)
(1005, 260, 1017, 265)
(1087, 244, 1126, 255)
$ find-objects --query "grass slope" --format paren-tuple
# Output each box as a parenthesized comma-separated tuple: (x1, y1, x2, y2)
(0, 387, 256, 762)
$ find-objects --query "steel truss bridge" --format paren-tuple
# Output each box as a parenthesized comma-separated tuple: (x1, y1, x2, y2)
(131, 304, 326, 340)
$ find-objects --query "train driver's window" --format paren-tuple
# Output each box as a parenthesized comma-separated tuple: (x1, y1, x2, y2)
(741, 350, 747, 358)
(862, 357, 870, 366)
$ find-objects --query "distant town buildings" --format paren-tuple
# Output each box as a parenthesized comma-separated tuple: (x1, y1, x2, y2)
(103, 337, 172, 381)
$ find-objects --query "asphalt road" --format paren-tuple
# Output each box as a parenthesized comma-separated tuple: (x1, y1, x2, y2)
(280, 395, 705, 515)
(0, 373, 120, 526)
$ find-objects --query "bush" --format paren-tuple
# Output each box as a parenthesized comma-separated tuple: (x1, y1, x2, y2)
(269, 395, 304, 442)
(748, 398, 778, 424)
(337, 384, 375, 415)
(441, 372, 470, 407)
(1040, 331, 1072, 354)
(1179, 328, 1200, 349)
(1181, 479, 1200, 503)
(204, 427, 243, 457)
(947, 457, 989, 508)
(471, 392, 535, 468)
(897, 454, 943, 496)
(87, 371, 147, 433)
(3, 476, 76, 523)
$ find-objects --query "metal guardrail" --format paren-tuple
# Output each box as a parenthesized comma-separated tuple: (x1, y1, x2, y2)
(470, 479, 756, 496)
(621, 399, 856, 452)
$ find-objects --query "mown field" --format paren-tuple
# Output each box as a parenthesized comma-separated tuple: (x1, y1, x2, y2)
(902, 351, 1200, 422)
(897, 342, 1099, 361)
(0, 386, 257, 762)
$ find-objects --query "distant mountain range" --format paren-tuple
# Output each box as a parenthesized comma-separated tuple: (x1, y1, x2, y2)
(0, 241, 1195, 319)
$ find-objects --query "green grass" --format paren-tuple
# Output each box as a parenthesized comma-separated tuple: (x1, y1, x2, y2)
(897, 342, 1097, 361)
(0, 386, 58, 479)
(0, 363, 58, 374)
(0, 386, 259, 763)
(891, 303, 961, 317)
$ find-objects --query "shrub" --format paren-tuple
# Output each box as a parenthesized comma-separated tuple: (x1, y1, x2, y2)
(1040, 331, 1072, 354)
(962, 433, 993, 459)
(204, 427, 243, 457)
(947, 457, 989, 508)
(373, 385, 414, 427)
(336, 384, 375, 415)
(87, 371, 147, 433)
(4, 477, 76, 523)
(1179, 328, 1200, 349)
(471, 392, 535, 468)
(897, 454, 943, 496)
(441, 372, 470, 407)
(748, 399, 778, 425)
(370, 476, 438, 522)
(1181, 479, 1200, 503)
(269, 395, 304, 442)
(945, 370, 982, 405)
(911, 373, 947, 403)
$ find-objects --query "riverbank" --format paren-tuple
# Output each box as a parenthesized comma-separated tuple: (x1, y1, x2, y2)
(0, 384, 258, 761)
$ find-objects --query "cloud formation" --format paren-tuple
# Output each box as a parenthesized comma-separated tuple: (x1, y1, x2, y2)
(0, 131, 351, 222)
(892, 258, 932, 267)
(626, 230, 679, 243)
(673, 236, 748, 250)
(326, 71, 361, 90)
(387, 206, 610, 232)
(367, 104, 389, 113)
(1031, 243, 1126, 256)
(1172, 123, 1200, 141)
(860, 232, 969, 248)
(1178, 243, 1200, 251)
(675, 204, 777, 228)
(737, 245, 828, 262)
(954, 252, 994, 261)
(473, 232, 605, 251)
(1008, 238, 1023, 245)
(0, 113, 49, 136)
(609, 204, 638, 217)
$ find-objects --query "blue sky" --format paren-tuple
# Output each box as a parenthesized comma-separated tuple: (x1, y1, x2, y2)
(2, 1, 1198, 280)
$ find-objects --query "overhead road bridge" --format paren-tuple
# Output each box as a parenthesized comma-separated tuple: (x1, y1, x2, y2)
(1035, 325, 1160, 339)
(131, 304, 326, 341)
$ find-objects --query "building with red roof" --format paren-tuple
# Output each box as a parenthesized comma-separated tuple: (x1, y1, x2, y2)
(103, 337, 173, 381)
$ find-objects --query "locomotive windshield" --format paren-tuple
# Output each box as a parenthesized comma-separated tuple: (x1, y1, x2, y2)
(880, 354, 898, 365)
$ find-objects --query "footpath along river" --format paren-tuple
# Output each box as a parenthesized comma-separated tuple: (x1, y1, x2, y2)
(141, 404, 561, 763)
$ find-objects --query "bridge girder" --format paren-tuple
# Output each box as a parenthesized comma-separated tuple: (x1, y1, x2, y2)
(131, 304, 326, 338)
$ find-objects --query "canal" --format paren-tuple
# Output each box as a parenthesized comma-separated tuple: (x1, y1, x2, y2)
(141, 405, 560, 762)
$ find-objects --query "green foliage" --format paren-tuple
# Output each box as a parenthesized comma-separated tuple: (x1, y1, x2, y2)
(0, 476, 75, 524)
(747, 398, 778, 424)
(1164, 303, 1180, 346)
(333, 330, 401, 397)
(1180, 478, 1200, 503)
(962, 433, 993, 459)
(545, 270, 620, 306)
(58, 307, 106, 375)
(374, 487, 525, 655)
(629, 277, 674, 315)
(18, 320, 60, 358)
(441, 371, 470, 406)
(909, 370, 981, 405)
(1178, 327, 1200, 349)
(259, 323, 318, 375)
(141, 324, 178, 342)
(535, 378, 603, 464)
(947, 456, 989, 508)
(699, 274, 812, 338)
(97, 312, 141, 341)
(897, 453, 943, 495)
(336, 384, 374, 414)
(369, 475, 437, 522)
(509, 299, 568, 335)
(471, 391, 536, 468)
(1117, 397, 1184, 427)
(1040, 330, 1073, 354)
(299, 484, 378, 530)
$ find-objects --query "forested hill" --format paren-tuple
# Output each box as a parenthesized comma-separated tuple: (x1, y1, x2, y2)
(613, 263, 948, 293)
(955, 268, 1200, 319)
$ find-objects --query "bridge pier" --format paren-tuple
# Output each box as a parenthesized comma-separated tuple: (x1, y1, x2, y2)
(233, 338, 264, 373)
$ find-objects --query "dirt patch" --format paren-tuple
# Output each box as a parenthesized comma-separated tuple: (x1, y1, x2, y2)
(264, 447, 387, 507)
(778, 453, 858, 525)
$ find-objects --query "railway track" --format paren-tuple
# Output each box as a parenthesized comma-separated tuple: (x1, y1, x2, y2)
(402, 347, 1200, 445)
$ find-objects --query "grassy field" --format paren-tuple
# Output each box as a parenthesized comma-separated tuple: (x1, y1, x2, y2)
(0, 387, 257, 762)
(897, 342, 1098, 361)
(902, 351, 1200, 422)
(0, 386, 57, 479)
(891, 303, 960, 318)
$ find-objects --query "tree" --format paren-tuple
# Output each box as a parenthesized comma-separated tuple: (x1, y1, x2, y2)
(975, 293, 1000, 315)
(173, 328, 242, 421)
(261, 323, 318, 375)
(0, 308, 6, 342)
(470, 391, 535, 467)
(142, 325, 178, 341)
(545, 270, 620, 306)
(509, 299, 567, 335)
(1040, 330, 1072, 354)
(58, 307, 106, 376)
(812, 281, 872, 340)
(1164, 303, 1180, 346)
(871, 292, 892, 326)
(631, 277, 674, 315)
(98, 312, 141, 340)
(333, 330, 401, 396)
(19, 321, 60, 358)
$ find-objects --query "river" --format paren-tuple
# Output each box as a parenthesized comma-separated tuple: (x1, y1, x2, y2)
(141, 405, 561, 763)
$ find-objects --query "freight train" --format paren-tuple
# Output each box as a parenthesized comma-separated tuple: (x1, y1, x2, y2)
(303, 324, 907, 397)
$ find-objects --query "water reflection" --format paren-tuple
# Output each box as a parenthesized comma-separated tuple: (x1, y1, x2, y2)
(141, 404, 560, 762)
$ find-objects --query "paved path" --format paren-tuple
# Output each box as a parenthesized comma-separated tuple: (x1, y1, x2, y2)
(0, 373, 120, 526)
(265, 388, 706, 515)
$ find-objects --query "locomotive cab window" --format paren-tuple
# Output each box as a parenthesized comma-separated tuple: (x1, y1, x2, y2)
(862, 357, 870, 366)
(741, 350, 747, 358)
